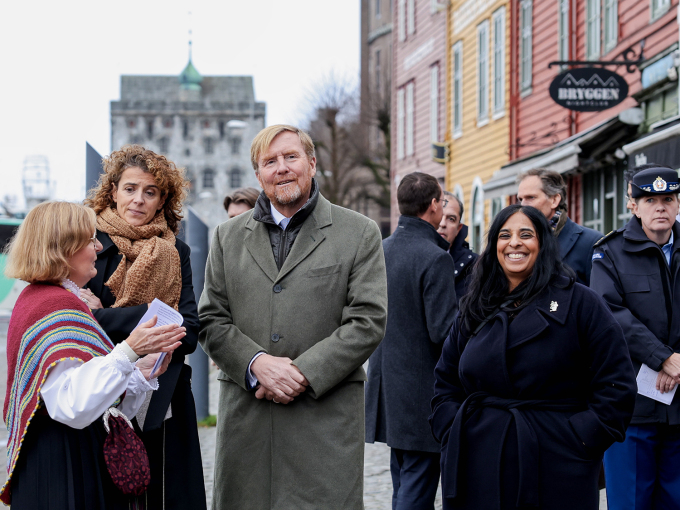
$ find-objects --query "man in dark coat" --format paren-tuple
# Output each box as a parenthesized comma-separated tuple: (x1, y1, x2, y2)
(438, 191, 478, 304)
(517, 168, 601, 285)
(591, 166, 680, 509)
(365, 172, 457, 510)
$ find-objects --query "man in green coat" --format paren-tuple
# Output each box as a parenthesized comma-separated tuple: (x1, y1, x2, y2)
(198, 124, 388, 510)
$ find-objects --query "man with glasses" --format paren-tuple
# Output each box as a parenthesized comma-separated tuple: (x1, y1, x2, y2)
(365, 172, 457, 510)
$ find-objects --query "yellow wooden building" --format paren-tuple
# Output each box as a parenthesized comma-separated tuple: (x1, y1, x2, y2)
(446, 0, 510, 252)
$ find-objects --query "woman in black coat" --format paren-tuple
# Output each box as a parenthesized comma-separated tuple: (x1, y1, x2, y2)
(82, 145, 206, 510)
(430, 204, 636, 510)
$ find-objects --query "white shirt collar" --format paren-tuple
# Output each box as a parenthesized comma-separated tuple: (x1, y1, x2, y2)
(269, 203, 291, 230)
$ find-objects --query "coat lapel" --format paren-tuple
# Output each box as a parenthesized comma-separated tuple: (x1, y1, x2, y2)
(558, 219, 580, 260)
(275, 196, 332, 282)
(244, 217, 279, 283)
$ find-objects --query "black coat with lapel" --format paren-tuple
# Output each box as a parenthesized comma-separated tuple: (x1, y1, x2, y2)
(557, 217, 601, 286)
(365, 215, 457, 453)
(430, 278, 636, 509)
(85, 231, 206, 509)
(447, 224, 478, 305)
(591, 217, 680, 425)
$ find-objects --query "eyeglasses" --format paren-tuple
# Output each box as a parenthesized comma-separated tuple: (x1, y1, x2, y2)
(90, 234, 98, 247)
(439, 199, 449, 207)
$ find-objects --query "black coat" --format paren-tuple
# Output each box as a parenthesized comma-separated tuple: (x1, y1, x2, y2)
(557, 217, 601, 286)
(590, 217, 680, 425)
(447, 224, 478, 304)
(430, 278, 636, 510)
(86, 231, 206, 510)
(365, 215, 457, 452)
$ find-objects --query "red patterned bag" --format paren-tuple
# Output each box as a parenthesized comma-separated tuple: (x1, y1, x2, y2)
(102, 407, 151, 496)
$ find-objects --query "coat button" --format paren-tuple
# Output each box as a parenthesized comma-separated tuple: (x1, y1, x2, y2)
(271, 334, 280, 342)
(468, 255, 472, 258)
(455, 270, 459, 274)
(273, 284, 282, 293)
(460, 263, 464, 266)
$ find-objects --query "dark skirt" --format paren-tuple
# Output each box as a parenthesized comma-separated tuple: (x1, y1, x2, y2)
(10, 413, 141, 510)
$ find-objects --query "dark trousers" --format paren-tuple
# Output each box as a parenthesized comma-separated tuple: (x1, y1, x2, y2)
(390, 448, 440, 510)
(604, 424, 680, 510)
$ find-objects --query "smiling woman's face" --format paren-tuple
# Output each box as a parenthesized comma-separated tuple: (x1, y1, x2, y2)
(111, 166, 166, 226)
(496, 212, 540, 290)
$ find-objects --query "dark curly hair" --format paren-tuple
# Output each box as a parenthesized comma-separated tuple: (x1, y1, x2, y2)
(85, 145, 188, 233)
(459, 204, 574, 335)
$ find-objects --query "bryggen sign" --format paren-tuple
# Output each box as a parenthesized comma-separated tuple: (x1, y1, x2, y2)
(549, 67, 629, 112)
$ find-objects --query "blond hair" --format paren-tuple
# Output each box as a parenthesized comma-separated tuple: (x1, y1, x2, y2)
(4, 202, 96, 284)
(250, 125, 316, 171)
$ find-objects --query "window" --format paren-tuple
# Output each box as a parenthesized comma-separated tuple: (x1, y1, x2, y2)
(127, 118, 136, 128)
(406, 82, 415, 157)
(163, 118, 173, 128)
(520, 0, 533, 93)
(146, 118, 154, 139)
(430, 65, 439, 143)
(183, 121, 189, 140)
(470, 178, 484, 253)
(477, 20, 489, 124)
(491, 197, 504, 222)
(651, 0, 670, 21)
(204, 138, 214, 154)
(159, 137, 169, 154)
(376, 0, 381, 18)
(203, 169, 215, 189)
(558, 0, 569, 63)
(493, 8, 506, 116)
(219, 121, 225, 138)
(453, 42, 463, 138)
(230, 167, 242, 188)
(397, 88, 405, 159)
(375, 50, 381, 94)
(398, 0, 406, 41)
(604, 0, 617, 52)
(231, 136, 241, 155)
(587, 0, 601, 59)
(407, 0, 415, 35)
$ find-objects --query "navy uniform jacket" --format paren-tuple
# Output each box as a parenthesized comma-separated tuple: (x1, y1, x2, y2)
(558, 217, 602, 286)
(447, 224, 478, 305)
(365, 215, 457, 453)
(590, 217, 680, 425)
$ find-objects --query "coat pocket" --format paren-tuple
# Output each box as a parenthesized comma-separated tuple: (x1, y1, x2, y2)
(306, 263, 342, 278)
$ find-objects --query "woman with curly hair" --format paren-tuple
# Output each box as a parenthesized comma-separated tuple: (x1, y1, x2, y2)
(83, 145, 206, 509)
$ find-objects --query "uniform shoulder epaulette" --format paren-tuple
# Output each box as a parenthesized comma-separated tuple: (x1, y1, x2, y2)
(594, 229, 623, 247)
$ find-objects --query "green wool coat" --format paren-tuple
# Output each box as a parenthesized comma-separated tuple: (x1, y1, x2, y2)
(198, 195, 388, 510)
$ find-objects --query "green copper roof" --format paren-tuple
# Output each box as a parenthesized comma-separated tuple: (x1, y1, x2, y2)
(179, 59, 203, 90)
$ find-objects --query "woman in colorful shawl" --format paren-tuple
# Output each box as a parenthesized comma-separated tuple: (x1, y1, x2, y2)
(83, 145, 205, 510)
(1, 201, 185, 509)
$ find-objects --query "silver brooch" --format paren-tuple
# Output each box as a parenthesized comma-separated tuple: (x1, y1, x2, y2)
(550, 301, 558, 312)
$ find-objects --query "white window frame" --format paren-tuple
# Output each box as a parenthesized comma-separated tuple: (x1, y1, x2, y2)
(477, 20, 490, 126)
(492, 7, 506, 118)
(651, 0, 670, 21)
(430, 65, 440, 143)
(407, 0, 416, 35)
(453, 41, 464, 139)
(398, 0, 406, 41)
(604, 0, 618, 52)
(470, 177, 485, 253)
(520, 0, 533, 94)
(586, 0, 601, 60)
(558, 0, 569, 63)
(376, 0, 381, 18)
(406, 82, 415, 157)
(397, 88, 405, 159)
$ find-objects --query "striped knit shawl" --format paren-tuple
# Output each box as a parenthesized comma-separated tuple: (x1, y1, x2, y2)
(0, 283, 115, 505)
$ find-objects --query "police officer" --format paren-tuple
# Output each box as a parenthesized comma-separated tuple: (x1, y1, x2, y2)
(591, 165, 680, 510)
(437, 191, 478, 304)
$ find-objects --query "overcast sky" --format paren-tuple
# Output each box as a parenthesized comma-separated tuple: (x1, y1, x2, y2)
(0, 1, 360, 210)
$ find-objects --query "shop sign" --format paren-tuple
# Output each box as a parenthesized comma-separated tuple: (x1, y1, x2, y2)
(549, 68, 628, 112)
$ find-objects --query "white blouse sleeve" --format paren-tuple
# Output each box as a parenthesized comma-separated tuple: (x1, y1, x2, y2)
(40, 344, 158, 429)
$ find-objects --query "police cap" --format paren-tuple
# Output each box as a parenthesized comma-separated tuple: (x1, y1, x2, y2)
(630, 167, 680, 198)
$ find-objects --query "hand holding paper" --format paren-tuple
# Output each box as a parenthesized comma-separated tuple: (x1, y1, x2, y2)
(637, 364, 677, 405)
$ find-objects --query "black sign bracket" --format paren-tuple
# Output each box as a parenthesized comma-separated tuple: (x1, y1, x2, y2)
(548, 40, 645, 74)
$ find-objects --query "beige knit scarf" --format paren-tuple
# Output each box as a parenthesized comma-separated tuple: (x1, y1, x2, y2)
(96, 207, 182, 310)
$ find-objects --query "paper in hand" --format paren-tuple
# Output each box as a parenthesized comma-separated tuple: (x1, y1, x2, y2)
(636, 363, 677, 405)
(135, 298, 184, 378)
